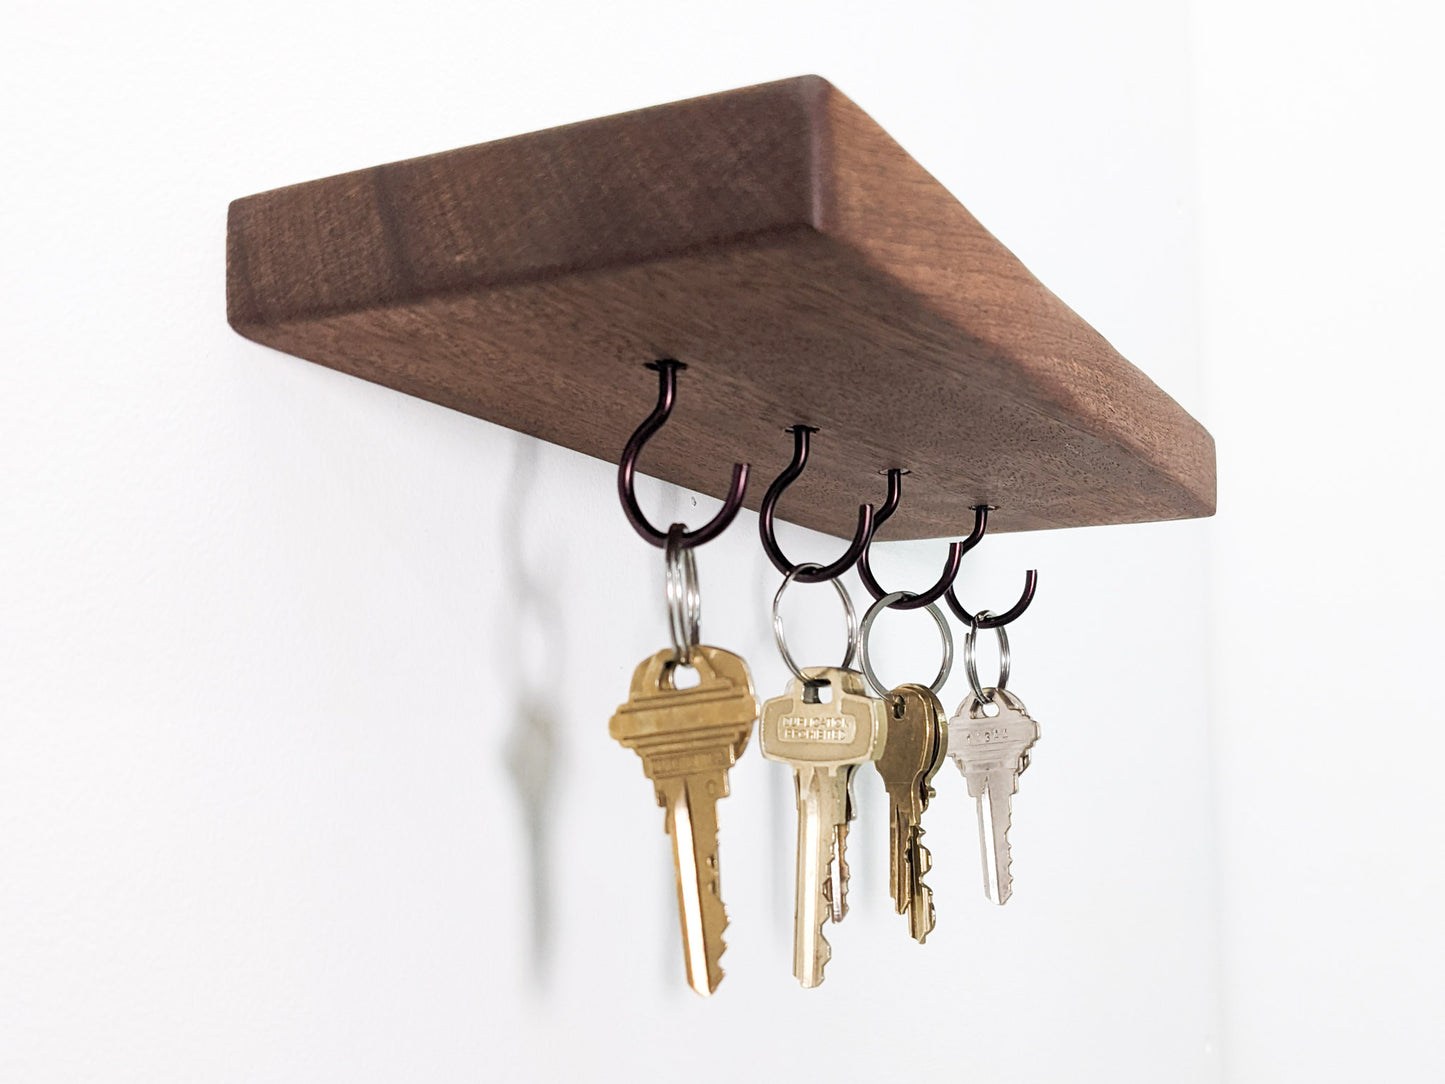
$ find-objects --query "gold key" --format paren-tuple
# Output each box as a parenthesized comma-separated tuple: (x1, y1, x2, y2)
(761, 667, 888, 988)
(874, 683, 948, 942)
(610, 645, 759, 996)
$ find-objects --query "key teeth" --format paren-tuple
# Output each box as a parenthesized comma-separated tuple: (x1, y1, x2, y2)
(702, 839, 731, 992)
(995, 802, 1014, 906)
(798, 889, 833, 988)
(909, 833, 937, 943)
(808, 839, 835, 987)
(998, 847, 1014, 905)
(822, 827, 851, 922)
(706, 913, 728, 995)
(687, 888, 730, 996)
(812, 918, 833, 987)
(911, 886, 936, 943)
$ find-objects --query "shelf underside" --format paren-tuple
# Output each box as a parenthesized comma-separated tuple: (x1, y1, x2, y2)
(226, 75, 1215, 540)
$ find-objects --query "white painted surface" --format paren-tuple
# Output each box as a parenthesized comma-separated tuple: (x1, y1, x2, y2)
(8, 1, 1432, 1081)
(1191, 2, 1445, 1079)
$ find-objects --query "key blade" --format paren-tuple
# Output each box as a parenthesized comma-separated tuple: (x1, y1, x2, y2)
(988, 773, 1016, 904)
(667, 788, 713, 995)
(793, 768, 836, 988)
(889, 800, 909, 914)
(974, 776, 1016, 905)
(661, 776, 729, 996)
(974, 789, 996, 902)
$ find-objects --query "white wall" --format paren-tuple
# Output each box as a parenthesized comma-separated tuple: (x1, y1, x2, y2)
(0, 1, 1264, 1080)
(1191, 2, 1445, 1080)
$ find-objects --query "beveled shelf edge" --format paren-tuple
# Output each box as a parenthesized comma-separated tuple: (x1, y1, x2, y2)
(227, 76, 1214, 541)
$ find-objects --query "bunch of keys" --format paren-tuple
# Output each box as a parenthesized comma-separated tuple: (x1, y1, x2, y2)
(760, 564, 888, 988)
(947, 609, 1040, 904)
(857, 590, 955, 943)
(609, 526, 760, 996)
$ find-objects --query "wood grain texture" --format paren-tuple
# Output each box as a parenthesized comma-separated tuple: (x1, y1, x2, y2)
(227, 75, 1215, 540)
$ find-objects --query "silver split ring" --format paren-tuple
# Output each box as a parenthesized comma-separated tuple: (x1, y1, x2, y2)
(664, 524, 701, 663)
(771, 563, 858, 683)
(964, 609, 1011, 703)
(858, 590, 955, 699)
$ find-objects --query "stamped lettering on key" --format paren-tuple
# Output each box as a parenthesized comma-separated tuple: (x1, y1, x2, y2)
(778, 715, 856, 743)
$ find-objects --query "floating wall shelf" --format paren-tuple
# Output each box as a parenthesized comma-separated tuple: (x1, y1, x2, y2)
(226, 75, 1214, 540)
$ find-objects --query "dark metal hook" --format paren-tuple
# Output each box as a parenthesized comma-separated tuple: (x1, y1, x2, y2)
(758, 426, 877, 584)
(617, 360, 749, 549)
(944, 505, 1038, 628)
(857, 472, 981, 610)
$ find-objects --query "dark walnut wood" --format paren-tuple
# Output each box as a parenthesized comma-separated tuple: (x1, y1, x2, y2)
(227, 75, 1215, 540)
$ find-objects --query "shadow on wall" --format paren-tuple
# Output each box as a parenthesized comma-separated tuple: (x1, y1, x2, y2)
(498, 435, 565, 990)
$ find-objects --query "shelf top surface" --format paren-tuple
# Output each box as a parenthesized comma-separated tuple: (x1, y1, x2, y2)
(227, 75, 1215, 540)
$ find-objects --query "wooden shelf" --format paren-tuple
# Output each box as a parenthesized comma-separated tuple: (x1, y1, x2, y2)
(226, 75, 1214, 540)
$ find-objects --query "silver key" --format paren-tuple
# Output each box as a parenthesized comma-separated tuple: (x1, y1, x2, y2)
(761, 667, 888, 987)
(947, 686, 1039, 904)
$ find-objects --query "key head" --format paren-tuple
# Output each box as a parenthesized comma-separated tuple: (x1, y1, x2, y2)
(874, 683, 948, 794)
(947, 687, 1039, 779)
(609, 645, 759, 779)
(760, 667, 888, 769)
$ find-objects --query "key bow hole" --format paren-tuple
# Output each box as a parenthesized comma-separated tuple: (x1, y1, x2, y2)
(665, 660, 702, 690)
(802, 680, 834, 704)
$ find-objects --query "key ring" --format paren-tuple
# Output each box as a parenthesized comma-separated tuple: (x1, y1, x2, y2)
(857, 590, 954, 698)
(771, 562, 858, 683)
(664, 523, 701, 662)
(964, 608, 1011, 703)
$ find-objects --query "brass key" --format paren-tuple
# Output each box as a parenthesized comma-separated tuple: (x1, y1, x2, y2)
(610, 645, 759, 996)
(856, 589, 956, 941)
(761, 667, 888, 988)
(874, 683, 948, 942)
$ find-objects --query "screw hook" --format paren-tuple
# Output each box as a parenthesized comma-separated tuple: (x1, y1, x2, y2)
(857, 470, 986, 610)
(758, 426, 878, 583)
(944, 505, 1038, 628)
(617, 360, 749, 549)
